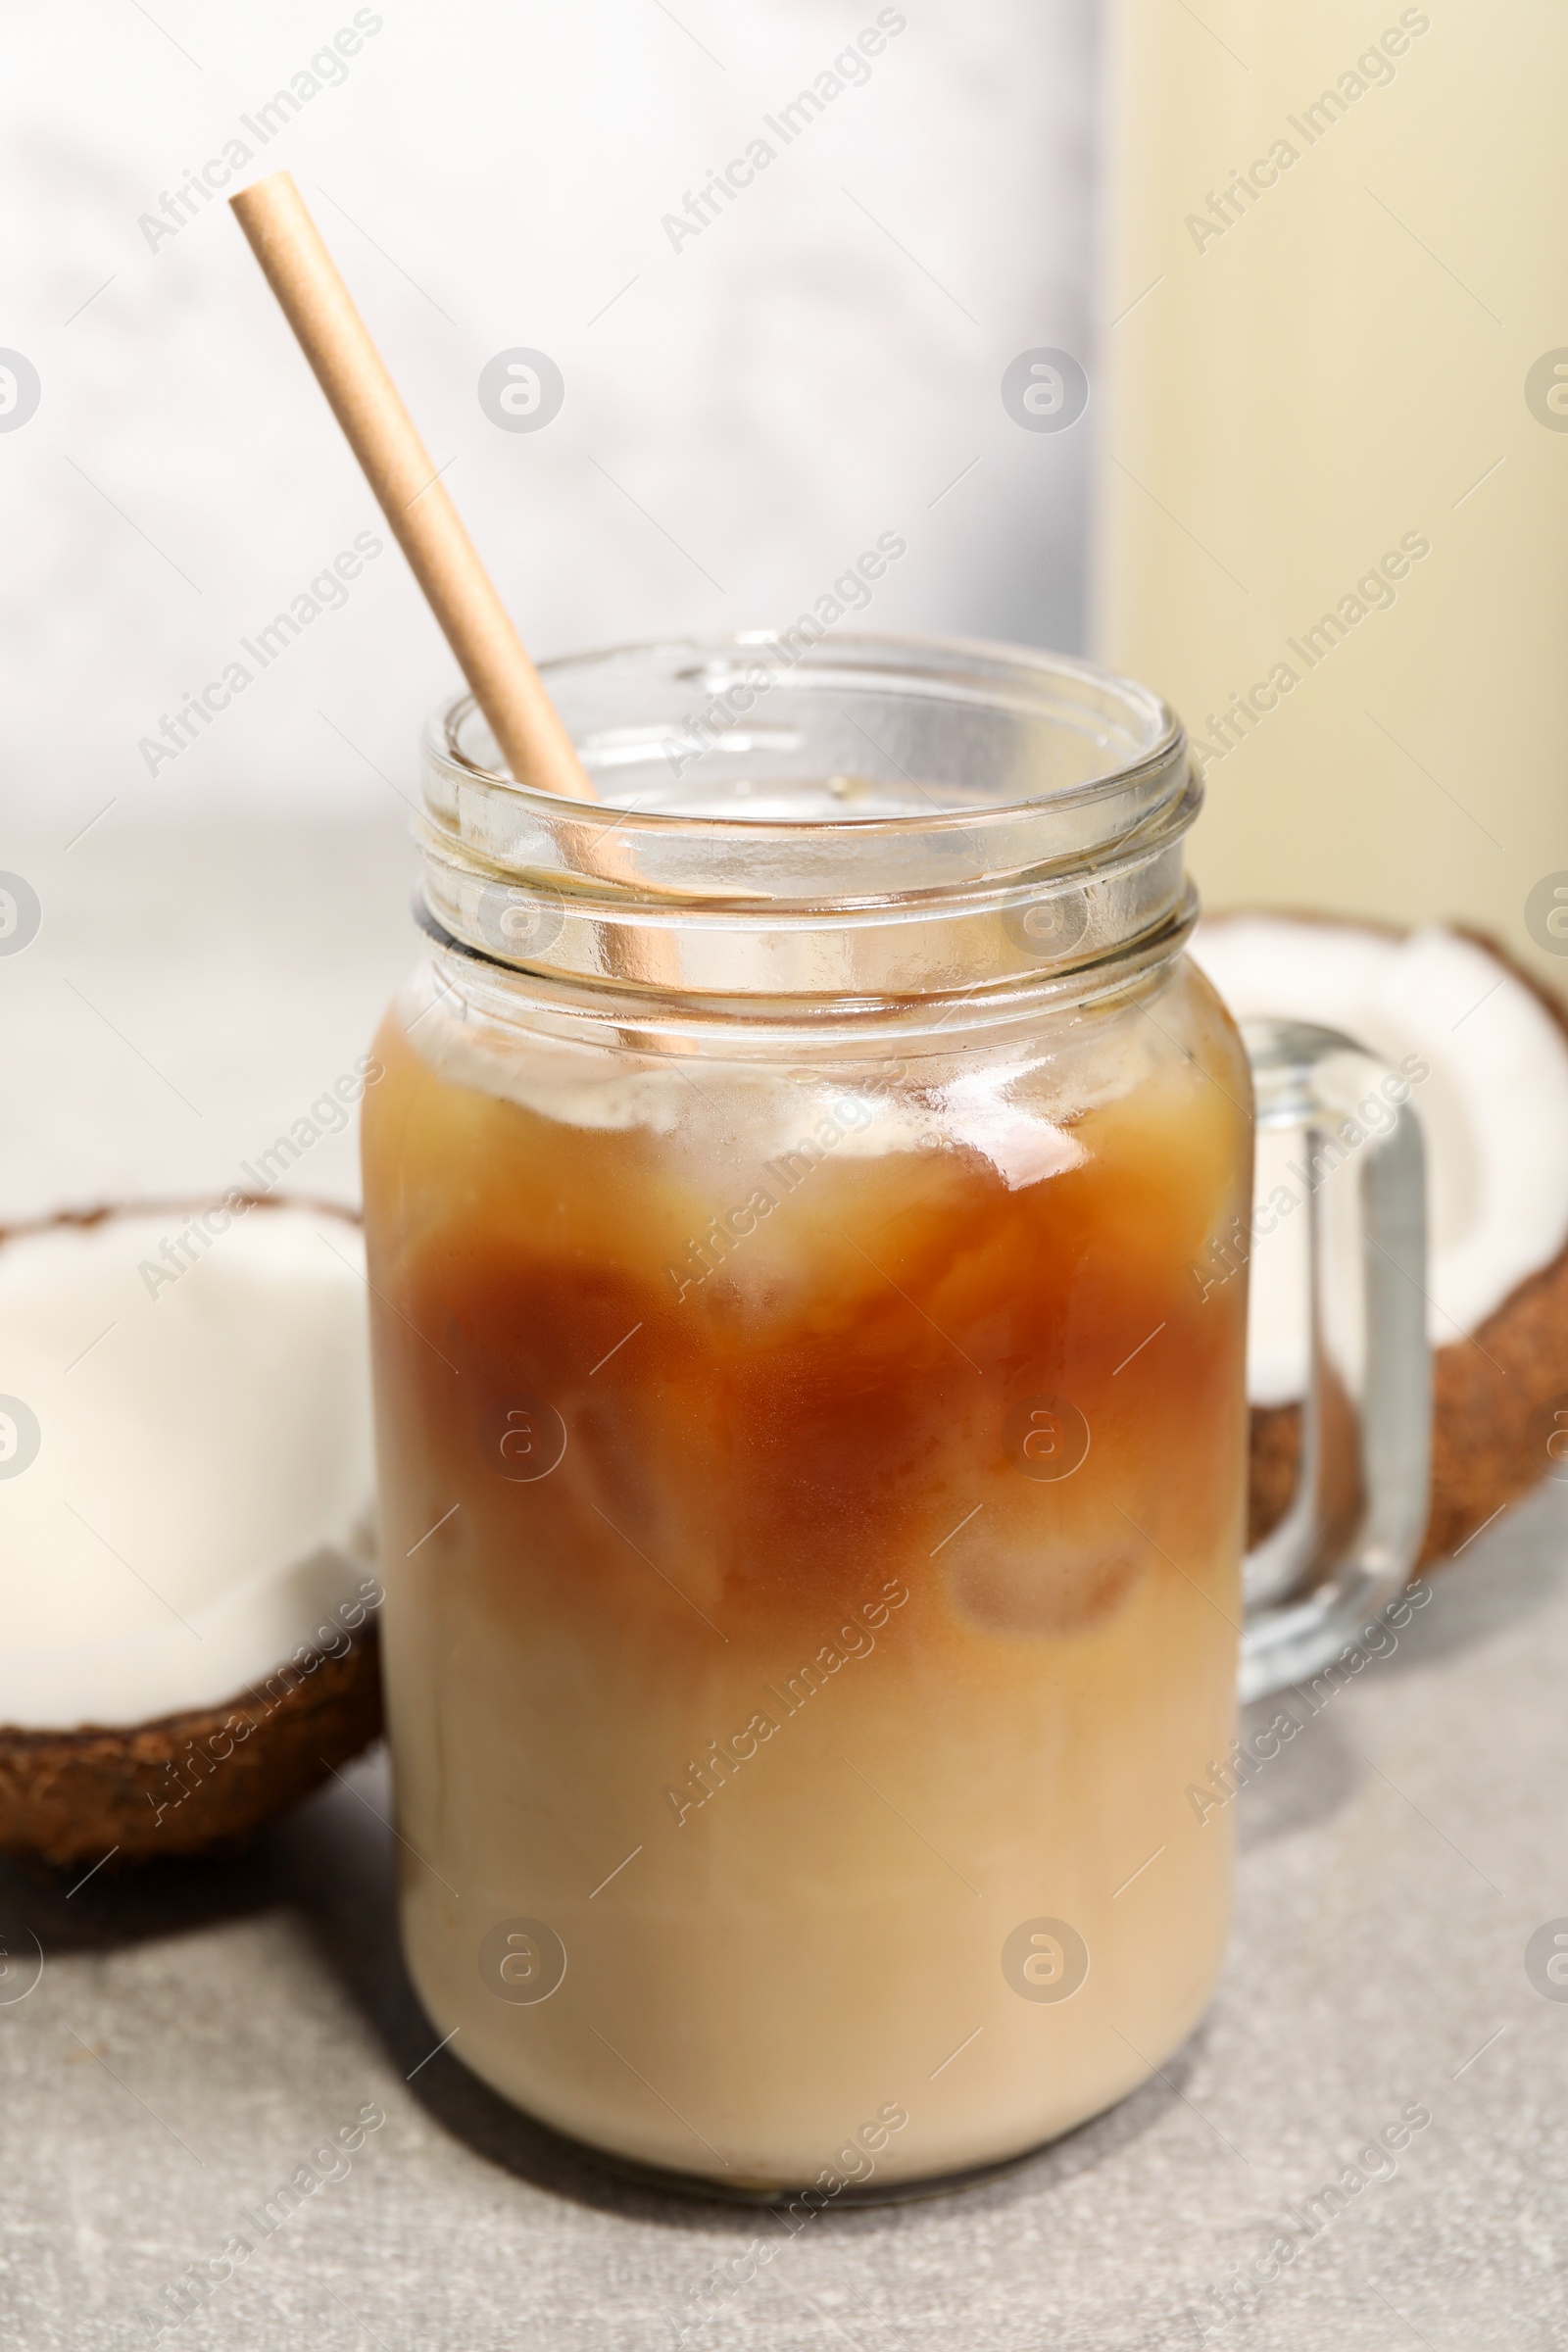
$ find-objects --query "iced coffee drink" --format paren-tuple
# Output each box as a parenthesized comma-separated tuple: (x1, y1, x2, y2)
(363, 637, 1254, 2190)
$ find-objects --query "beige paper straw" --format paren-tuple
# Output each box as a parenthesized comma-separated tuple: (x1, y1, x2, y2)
(230, 172, 595, 803)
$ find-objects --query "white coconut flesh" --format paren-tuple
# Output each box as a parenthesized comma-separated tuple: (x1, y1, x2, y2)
(1190, 917, 1568, 1405)
(0, 1205, 377, 1732)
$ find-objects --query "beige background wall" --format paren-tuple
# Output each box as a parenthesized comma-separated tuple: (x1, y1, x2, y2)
(1098, 0, 1568, 974)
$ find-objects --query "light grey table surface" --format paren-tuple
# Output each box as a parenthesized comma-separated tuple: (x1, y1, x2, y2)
(2, 820, 1565, 2352)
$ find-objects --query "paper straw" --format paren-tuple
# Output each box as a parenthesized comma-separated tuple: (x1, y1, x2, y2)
(230, 172, 595, 803)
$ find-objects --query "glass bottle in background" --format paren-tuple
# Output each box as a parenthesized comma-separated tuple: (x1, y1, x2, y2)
(1096, 0, 1568, 974)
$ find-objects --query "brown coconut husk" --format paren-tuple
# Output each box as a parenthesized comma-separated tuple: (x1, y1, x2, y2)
(0, 1195, 384, 1868)
(1245, 931, 1568, 1568)
(0, 1628, 382, 1870)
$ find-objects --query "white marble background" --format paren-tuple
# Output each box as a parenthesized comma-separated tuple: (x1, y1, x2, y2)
(0, 0, 1098, 842)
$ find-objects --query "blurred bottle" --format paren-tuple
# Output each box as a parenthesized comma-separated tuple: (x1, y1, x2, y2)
(1096, 0, 1568, 976)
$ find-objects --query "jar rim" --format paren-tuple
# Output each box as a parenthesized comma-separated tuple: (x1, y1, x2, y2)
(416, 630, 1198, 1004)
(426, 628, 1183, 842)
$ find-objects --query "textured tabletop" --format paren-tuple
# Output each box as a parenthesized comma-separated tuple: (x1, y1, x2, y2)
(2, 820, 1564, 2351)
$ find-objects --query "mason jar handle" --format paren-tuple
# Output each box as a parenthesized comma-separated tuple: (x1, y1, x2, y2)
(1238, 1018, 1432, 1702)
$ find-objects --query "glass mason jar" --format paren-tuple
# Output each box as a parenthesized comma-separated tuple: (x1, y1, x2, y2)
(361, 632, 1429, 2198)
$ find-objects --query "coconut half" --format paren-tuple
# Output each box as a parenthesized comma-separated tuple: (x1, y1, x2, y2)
(0, 1199, 382, 1867)
(1191, 915, 1568, 1565)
